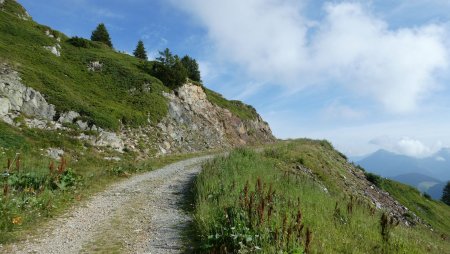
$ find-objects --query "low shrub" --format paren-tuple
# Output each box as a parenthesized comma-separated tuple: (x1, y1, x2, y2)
(365, 172, 383, 187)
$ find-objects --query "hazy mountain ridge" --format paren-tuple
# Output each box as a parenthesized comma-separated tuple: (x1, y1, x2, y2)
(358, 149, 450, 199)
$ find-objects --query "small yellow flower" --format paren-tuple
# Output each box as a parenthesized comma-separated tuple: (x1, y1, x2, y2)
(12, 216, 22, 225)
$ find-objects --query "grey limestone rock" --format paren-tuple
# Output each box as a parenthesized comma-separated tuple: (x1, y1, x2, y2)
(47, 148, 64, 160)
(87, 61, 103, 72)
(43, 45, 61, 57)
(58, 111, 80, 124)
(0, 64, 56, 120)
(95, 131, 125, 152)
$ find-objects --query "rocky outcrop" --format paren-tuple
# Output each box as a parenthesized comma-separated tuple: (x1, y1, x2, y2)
(154, 83, 274, 154)
(0, 64, 125, 152)
(87, 61, 103, 72)
(44, 44, 61, 57)
(0, 63, 274, 156)
(0, 63, 56, 121)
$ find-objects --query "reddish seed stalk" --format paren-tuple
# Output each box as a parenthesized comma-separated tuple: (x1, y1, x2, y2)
(305, 227, 313, 254)
(259, 199, 265, 225)
(15, 155, 20, 171)
(248, 193, 254, 222)
(3, 184, 9, 196)
(49, 161, 55, 173)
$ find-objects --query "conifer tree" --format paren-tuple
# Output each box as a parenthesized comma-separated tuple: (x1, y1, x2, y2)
(91, 23, 113, 48)
(181, 55, 201, 82)
(442, 181, 450, 206)
(151, 48, 188, 88)
(133, 40, 148, 60)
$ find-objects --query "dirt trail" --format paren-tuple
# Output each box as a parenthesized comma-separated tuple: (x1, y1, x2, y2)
(5, 155, 213, 254)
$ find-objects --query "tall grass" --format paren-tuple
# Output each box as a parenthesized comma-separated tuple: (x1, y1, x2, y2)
(192, 145, 450, 253)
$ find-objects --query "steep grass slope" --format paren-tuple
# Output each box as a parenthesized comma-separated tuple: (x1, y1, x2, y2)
(192, 140, 450, 253)
(0, 0, 258, 130)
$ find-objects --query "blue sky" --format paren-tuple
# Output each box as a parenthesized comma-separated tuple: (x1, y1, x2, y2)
(19, 0, 450, 157)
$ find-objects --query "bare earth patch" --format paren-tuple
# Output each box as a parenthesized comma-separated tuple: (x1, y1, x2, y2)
(5, 155, 213, 254)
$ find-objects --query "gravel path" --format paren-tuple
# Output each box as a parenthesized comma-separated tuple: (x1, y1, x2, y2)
(5, 155, 213, 254)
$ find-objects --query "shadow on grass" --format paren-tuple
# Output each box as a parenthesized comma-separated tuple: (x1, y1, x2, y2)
(179, 167, 202, 254)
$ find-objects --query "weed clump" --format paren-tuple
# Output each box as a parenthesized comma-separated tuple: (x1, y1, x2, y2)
(0, 155, 82, 235)
(365, 172, 383, 187)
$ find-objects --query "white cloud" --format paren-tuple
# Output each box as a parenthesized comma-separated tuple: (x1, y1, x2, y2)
(323, 101, 365, 120)
(435, 156, 446, 162)
(370, 136, 440, 157)
(172, 0, 449, 113)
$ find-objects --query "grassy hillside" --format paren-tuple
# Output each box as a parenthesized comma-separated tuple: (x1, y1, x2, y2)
(0, 0, 168, 130)
(381, 180, 450, 234)
(0, 0, 259, 130)
(191, 140, 450, 253)
(203, 88, 259, 120)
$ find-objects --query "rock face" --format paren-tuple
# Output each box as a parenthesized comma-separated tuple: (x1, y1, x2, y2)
(155, 83, 274, 154)
(44, 44, 61, 57)
(87, 61, 103, 72)
(0, 64, 274, 156)
(0, 63, 56, 120)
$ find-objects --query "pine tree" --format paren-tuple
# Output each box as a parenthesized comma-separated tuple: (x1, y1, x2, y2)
(181, 55, 201, 82)
(151, 48, 188, 88)
(91, 23, 113, 48)
(442, 181, 450, 206)
(133, 40, 148, 60)
(156, 48, 175, 66)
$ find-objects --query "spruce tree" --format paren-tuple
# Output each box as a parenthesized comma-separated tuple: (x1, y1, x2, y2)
(156, 48, 175, 66)
(181, 55, 201, 82)
(133, 40, 148, 60)
(151, 48, 188, 88)
(442, 181, 450, 206)
(91, 23, 113, 48)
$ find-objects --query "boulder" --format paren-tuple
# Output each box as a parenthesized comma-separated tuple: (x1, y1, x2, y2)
(46, 148, 64, 160)
(43, 45, 61, 57)
(76, 120, 88, 130)
(87, 61, 103, 72)
(0, 65, 56, 120)
(21, 87, 56, 119)
(58, 111, 80, 124)
(0, 97, 10, 115)
(95, 131, 124, 152)
(45, 30, 54, 38)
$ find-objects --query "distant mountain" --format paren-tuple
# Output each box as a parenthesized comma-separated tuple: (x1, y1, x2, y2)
(392, 173, 443, 199)
(392, 173, 440, 190)
(358, 149, 424, 177)
(358, 149, 450, 199)
(359, 149, 450, 180)
(427, 182, 446, 200)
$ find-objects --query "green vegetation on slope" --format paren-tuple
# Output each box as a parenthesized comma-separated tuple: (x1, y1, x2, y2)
(0, 0, 261, 130)
(380, 180, 450, 234)
(0, 120, 215, 243)
(204, 88, 259, 120)
(0, 6, 169, 130)
(192, 140, 450, 253)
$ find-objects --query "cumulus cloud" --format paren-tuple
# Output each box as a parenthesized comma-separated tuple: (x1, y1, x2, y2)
(323, 101, 365, 120)
(370, 136, 440, 157)
(172, 0, 449, 113)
